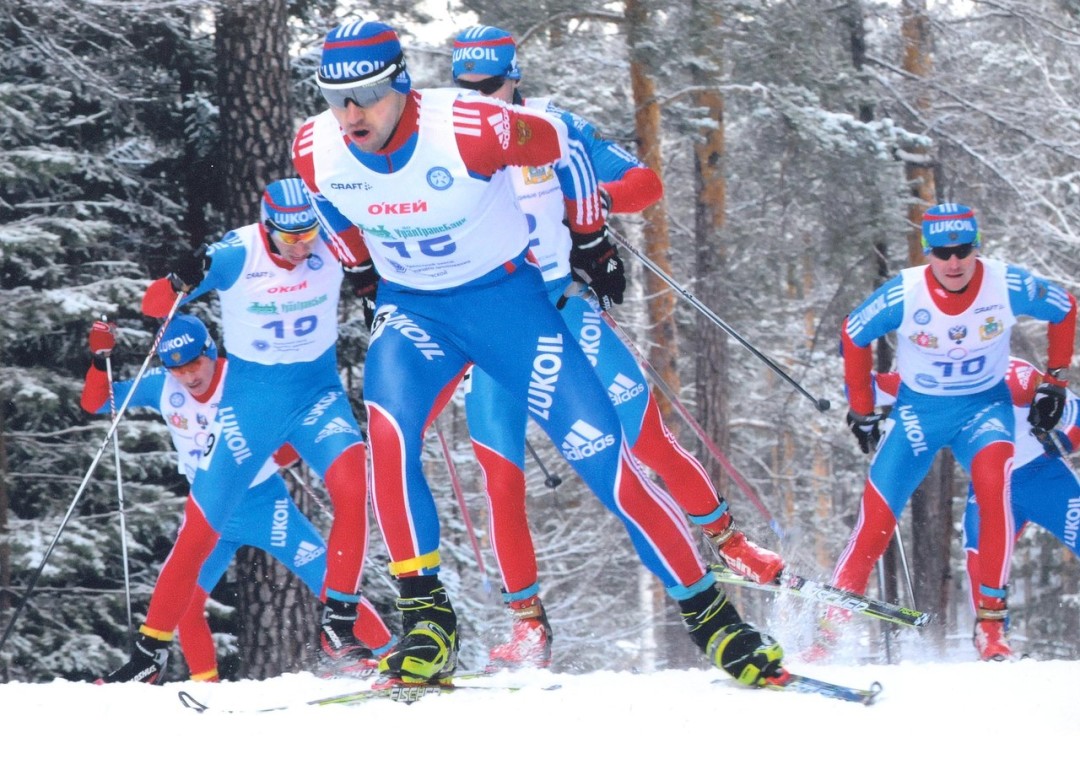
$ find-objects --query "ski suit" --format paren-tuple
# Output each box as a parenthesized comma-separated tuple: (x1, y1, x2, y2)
(139, 228, 370, 637)
(295, 88, 711, 598)
(837, 258, 1075, 608)
(82, 359, 391, 678)
(462, 96, 725, 602)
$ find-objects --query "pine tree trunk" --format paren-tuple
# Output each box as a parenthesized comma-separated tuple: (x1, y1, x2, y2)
(213, 0, 315, 679)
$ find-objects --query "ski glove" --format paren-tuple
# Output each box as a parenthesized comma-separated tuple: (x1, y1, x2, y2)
(344, 263, 379, 330)
(169, 243, 209, 293)
(88, 320, 116, 358)
(1029, 381, 1067, 433)
(569, 227, 626, 311)
(847, 410, 884, 454)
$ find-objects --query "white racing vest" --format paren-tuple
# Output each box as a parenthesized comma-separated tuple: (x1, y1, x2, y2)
(897, 258, 1016, 395)
(215, 224, 342, 364)
(157, 361, 276, 486)
(512, 96, 571, 281)
(306, 88, 531, 289)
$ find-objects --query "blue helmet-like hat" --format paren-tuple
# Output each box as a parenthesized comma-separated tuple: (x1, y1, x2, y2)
(317, 20, 412, 94)
(452, 25, 521, 81)
(921, 203, 980, 253)
(261, 178, 318, 234)
(157, 314, 218, 368)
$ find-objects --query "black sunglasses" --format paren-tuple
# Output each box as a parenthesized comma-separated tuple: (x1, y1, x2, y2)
(929, 243, 975, 261)
(454, 76, 507, 96)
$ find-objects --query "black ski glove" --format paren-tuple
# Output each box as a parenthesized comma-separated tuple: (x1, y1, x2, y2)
(169, 243, 209, 293)
(569, 227, 626, 311)
(1029, 381, 1067, 433)
(847, 410, 884, 454)
(344, 263, 379, 330)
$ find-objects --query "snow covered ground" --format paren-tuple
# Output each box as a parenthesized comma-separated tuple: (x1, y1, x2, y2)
(4, 660, 1076, 757)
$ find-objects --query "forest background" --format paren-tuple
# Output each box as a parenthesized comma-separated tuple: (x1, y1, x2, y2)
(2, 0, 1078, 683)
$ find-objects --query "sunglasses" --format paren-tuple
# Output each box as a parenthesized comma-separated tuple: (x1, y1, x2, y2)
(454, 76, 507, 96)
(929, 243, 975, 261)
(273, 227, 320, 245)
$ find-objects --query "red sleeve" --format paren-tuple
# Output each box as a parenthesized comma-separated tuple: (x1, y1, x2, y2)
(875, 371, 901, 399)
(842, 316, 875, 415)
(453, 100, 565, 178)
(601, 166, 663, 214)
(81, 365, 110, 414)
(141, 277, 177, 318)
(1046, 290, 1077, 385)
(1005, 359, 1042, 406)
(273, 444, 300, 469)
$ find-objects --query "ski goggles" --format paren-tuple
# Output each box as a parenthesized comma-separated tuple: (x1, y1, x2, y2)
(929, 243, 975, 261)
(317, 60, 403, 109)
(454, 76, 507, 96)
(272, 227, 320, 245)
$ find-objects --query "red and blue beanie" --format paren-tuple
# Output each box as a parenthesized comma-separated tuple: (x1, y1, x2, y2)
(158, 314, 218, 368)
(261, 178, 317, 233)
(921, 203, 980, 253)
(318, 20, 411, 94)
(452, 25, 521, 80)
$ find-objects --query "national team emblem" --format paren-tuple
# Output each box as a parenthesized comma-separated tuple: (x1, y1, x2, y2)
(427, 167, 453, 190)
(948, 325, 967, 343)
(979, 317, 1003, 341)
(196, 413, 209, 428)
(913, 308, 931, 325)
(909, 331, 938, 349)
(515, 118, 533, 145)
(522, 165, 555, 185)
(169, 413, 189, 430)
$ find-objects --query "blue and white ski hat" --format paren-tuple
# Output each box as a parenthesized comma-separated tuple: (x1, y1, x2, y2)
(261, 178, 318, 233)
(317, 20, 411, 94)
(921, 203, 980, 253)
(158, 314, 218, 368)
(452, 25, 521, 80)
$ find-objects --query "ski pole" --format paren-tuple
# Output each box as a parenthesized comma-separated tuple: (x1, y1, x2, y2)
(590, 299, 784, 540)
(0, 291, 185, 654)
(526, 438, 562, 490)
(102, 318, 134, 654)
(604, 227, 831, 412)
(433, 420, 492, 595)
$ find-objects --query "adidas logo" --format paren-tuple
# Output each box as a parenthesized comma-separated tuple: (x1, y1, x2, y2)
(294, 540, 326, 567)
(314, 416, 361, 444)
(607, 373, 644, 405)
(560, 419, 616, 461)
